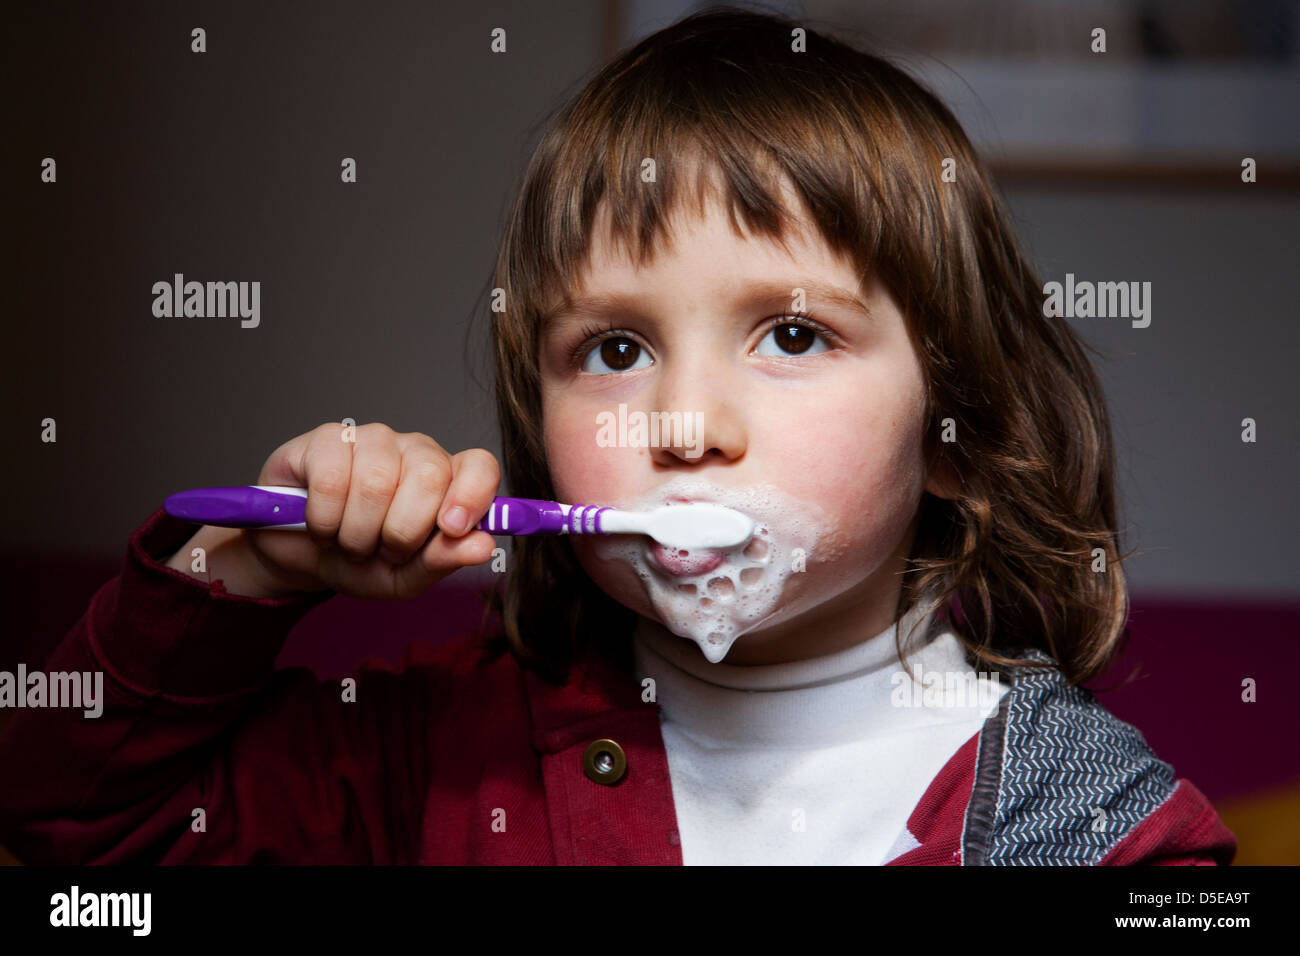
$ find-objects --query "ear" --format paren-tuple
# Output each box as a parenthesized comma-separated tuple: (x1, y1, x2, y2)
(924, 457, 962, 501)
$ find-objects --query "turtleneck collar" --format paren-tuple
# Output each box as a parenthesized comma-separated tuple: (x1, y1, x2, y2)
(631, 597, 991, 749)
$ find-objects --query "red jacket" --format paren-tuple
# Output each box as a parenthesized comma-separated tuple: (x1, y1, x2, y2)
(0, 510, 1237, 866)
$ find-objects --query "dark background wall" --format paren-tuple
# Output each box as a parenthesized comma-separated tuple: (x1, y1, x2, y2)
(3, 0, 602, 560)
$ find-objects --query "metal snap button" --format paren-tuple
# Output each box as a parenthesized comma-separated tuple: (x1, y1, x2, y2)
(582, 738, 627, 785)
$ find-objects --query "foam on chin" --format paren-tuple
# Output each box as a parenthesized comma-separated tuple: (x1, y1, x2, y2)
(589, 476, 845, 663)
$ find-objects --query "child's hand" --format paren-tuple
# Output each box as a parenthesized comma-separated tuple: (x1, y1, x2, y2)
(184, 423, 501, 600)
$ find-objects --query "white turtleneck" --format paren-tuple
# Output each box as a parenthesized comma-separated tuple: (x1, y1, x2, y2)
(632, 603, 1008, 865)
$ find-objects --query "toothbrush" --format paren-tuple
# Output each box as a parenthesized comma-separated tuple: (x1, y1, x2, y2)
(163, 486, 755, 550)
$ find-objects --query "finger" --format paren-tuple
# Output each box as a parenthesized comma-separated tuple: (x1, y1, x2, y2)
(259, 423, 354, 546)
(245, 526, 320, 572)
(378, 435, 452, 564)
(416, 528, 499, 581)
(436, 448, 502, 538)
(243, 527, 326, 591)
(315, 530, 496, 599)
(256, 430, 313, 487)
(337, 423, 401, 560)
(315, 547, 409, 599)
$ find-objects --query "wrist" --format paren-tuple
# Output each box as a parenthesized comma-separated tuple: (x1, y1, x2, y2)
(164, 525, 299, 600)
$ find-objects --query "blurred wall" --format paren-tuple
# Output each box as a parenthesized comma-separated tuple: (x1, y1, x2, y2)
(1002, 186, 1299, 598)
(3, 0, 1297, 604)
(2, 0, 603, 571)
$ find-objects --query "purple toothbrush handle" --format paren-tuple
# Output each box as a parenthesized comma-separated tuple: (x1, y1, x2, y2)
(163, 487, 610, 536)
(476, 497, 611, 535)
(164, 486, 307, 528)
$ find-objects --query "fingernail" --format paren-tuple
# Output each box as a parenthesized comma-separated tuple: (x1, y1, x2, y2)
(441, 506, 468, 536)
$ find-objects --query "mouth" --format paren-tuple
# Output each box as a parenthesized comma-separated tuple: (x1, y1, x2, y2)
(642, 491, 754, 576)
(649, 542, 726, 577)
(664, 493, 712, 506)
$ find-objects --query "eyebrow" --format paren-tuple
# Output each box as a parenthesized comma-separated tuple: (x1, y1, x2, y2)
(542, 278, 873, 327)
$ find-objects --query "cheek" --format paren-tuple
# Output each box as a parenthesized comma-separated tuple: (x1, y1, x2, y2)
(762, 368, 928, 559)
(542, 404, 657, 615)
(542, 400, 636, 507)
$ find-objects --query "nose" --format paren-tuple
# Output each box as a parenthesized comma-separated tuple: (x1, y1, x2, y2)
(648, 357, 747, 466)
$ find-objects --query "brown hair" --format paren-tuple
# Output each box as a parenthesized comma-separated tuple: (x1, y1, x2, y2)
(482, 5, 1132, 687)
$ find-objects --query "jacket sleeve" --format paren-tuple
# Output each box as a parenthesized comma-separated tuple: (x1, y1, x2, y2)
(1099, 778, 1237, 866)
(0, 509, 451, 864)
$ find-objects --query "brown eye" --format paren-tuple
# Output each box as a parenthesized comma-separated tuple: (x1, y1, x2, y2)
(583, 336, 651, 374)
(773, 323, 815, 355)
(756, 319, 831, 358)
(601, 338, 639, 369)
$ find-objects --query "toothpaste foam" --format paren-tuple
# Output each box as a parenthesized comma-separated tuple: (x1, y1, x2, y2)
(589, 476, 847, 663)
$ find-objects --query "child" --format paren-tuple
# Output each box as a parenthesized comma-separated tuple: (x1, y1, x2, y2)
(0, 7, 1234, 865)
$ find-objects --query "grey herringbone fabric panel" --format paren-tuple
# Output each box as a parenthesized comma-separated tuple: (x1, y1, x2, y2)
(986, 649, 1178, 865)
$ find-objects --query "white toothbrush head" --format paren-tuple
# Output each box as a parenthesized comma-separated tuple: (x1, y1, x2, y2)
(600, 502, 755, 549)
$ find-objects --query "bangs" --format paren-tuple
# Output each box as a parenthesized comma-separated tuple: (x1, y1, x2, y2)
(509, 23, 912, 332)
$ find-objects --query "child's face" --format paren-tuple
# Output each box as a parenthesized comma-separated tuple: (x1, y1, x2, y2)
(538, 182, 949, 665)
